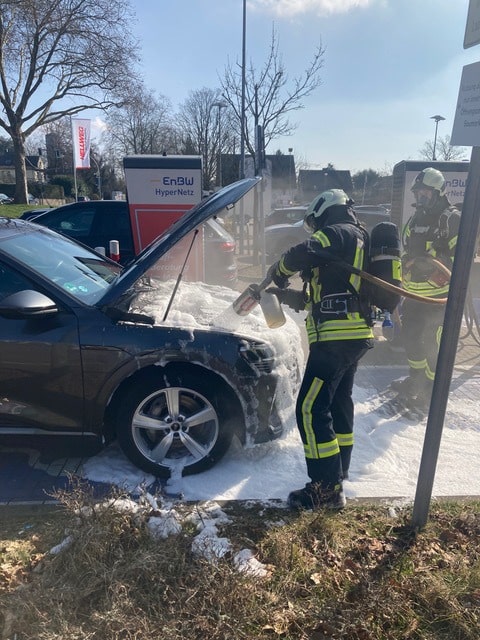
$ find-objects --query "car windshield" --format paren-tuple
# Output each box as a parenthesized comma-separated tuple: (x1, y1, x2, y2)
(0, 225, 122, 304)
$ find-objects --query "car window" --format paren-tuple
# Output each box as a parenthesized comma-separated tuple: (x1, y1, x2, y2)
(39, 207, 96, 238)
(0, 262, 34, 301)
(203, 218, 233, 241)
(268, 207, 306, 220)
(94, 207, 134, 252)
(0, 227, 122, 305)
(34, 204, 135, 260)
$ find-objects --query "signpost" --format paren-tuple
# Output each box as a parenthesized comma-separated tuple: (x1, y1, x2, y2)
(451, 61, 480, 147)
(412, 0, 480, 528)
(464, 0, 480, 49)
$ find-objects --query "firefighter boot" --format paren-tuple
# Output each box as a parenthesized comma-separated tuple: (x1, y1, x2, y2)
(389, 374, 417, 397)
(287, 482, 346, 511)
(407, 378, 434, 414)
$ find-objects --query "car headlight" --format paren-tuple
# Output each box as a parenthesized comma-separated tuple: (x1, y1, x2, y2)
(239, 339, 275, 374)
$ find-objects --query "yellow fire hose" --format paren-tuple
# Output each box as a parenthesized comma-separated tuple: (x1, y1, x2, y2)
(341, 255, 451, 306)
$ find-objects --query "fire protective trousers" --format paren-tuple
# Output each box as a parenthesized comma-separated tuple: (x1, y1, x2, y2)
(296, 338, 372, 489)
(400, 299, 445, 384)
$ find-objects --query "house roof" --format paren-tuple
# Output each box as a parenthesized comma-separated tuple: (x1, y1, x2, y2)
(0, 153, 44, 169)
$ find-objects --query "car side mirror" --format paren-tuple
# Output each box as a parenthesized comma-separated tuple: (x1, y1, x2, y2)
(0, 290, 58, 319)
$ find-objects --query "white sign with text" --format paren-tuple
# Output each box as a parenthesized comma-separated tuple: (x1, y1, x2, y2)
(464, 0, 480, 48)
(451, 61, 480, 147)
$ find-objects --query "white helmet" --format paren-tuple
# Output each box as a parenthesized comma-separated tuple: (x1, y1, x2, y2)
(411, 167, 446, 208)
(304, 189, 352, 232)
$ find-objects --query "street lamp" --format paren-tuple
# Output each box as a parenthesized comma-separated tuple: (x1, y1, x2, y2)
(91, 156, 102, 199)
(211, 100, 227, 188)
(240, 0, 246, 182)
(430, 115, 445, 161)
(288, 148, 294, 201)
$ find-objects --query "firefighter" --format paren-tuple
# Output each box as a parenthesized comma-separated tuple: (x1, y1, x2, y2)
(267, 189, 374, 511)
(391, 167, 460, 411)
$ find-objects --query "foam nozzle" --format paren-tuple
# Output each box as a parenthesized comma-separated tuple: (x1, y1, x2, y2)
(259, 291, 286, 328)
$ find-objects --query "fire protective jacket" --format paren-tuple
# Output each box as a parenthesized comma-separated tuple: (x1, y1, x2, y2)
(402, 199, 460, 299)
(274, 206, 374, 345)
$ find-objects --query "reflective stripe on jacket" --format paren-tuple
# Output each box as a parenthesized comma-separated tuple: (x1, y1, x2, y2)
(402, 203, 460, 300)
(276, 218, 374, 345)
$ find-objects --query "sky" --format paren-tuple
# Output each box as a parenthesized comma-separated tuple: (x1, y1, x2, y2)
(116, 0, 479, 175)
(77, 282, 480, 505)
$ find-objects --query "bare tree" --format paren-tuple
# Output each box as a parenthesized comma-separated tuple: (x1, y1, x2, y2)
(104, 83, 176, 157)
(0, 0, 138, 203)
(177, 87, 232, 190)
(418, 135, 468, 162)
(221, 27, 324, 166)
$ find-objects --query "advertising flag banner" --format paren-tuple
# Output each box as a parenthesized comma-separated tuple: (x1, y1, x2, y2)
(72, 118, 91, 169)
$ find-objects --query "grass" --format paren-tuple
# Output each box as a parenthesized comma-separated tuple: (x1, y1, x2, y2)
(0, 204, 44, 218)
(0, 483, 479, 639)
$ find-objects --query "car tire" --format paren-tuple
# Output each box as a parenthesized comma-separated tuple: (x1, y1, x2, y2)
(116, 371, 234, 478)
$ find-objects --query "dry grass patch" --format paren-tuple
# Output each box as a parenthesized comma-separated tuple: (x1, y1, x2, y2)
(0, 485, 479, 639)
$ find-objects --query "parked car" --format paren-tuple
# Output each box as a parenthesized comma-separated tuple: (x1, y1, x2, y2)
(353, 205, 391, 229)
(21, 200, 238, 287)
(264, 206, 391, 261)
(28, 193, 39, 205)
(0, 193, 13, 204)
(20, 208, 51, 219)
(0, 178, 300, 478)
(265, 205, 308, 226)
(265, 219, 308, 261)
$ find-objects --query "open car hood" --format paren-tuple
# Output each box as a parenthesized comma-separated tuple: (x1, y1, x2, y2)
(98, 177, 260, 307)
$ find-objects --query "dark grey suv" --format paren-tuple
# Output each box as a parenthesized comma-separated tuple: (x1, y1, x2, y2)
(1, 179, 300, 478)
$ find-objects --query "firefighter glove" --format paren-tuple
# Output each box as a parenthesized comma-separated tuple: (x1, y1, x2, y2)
(266, 287, 305, 312)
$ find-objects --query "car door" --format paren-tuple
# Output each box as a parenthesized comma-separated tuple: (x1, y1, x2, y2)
(35, 202, 135, 265)
(34, 203, 97, 246)
(0, 261, 85, 432)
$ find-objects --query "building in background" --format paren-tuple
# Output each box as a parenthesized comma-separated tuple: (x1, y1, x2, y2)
(297, 166, 353, 204)
(221, 152, 297, 207)
(0, 152, 47, 185)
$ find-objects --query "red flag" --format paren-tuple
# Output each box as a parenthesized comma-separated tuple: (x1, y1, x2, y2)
(72, 118, 91, 169)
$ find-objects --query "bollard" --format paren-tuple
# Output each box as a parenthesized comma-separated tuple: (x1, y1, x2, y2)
(109, 240, 120, 262)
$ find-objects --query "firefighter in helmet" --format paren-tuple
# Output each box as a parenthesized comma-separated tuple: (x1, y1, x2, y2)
(391, 167, 460, 411)
(267, 189, 374, 511)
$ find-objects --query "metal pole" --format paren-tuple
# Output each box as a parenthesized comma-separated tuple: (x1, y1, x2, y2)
(217, 106, 222, 188)
(239, 0, 246, 253)
(70, 117, 78, 201)
(412, 145, 480, 529)
(211, 101, 227, 190)
(288, 148, 293, 202)
(252, 85, 259, 265)
(240, 0, 246, 181)
(92, 156, 102, 199)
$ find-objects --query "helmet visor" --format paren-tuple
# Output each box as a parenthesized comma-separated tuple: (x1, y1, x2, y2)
(303, 213, 316, 233)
